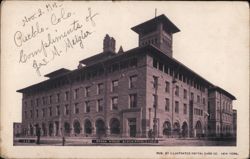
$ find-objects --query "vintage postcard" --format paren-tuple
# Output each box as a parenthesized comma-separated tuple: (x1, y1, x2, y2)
(1, 1, 249, 159)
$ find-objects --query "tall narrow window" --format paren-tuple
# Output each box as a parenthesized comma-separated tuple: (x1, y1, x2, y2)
(36, 99, 39, 107)
(111, 80, 118, 92)
(64, 105, 69, 115)
(30, 110, 33, 118)
(183, 104, 187, 114)
(153, 76, 158, 89)
(165, 98, 170, 112)
(98, 83, 104, 95)
(56, 93, 60, 102)
(190, 92, 194, 101)
(129, 94, 137, 108)
(85, 86, 90, 97)
(85, 101, 90, 113)
(49, 107, 52, 116)
(56, 105, 60, 116)
(165, 81, 170, 93)
(49, 95, 52, 104)
(97, 99, 103, 112)
(74, 88, 79, 99)
(175, 85, 179, 96)
(65, 91, 69, 101)
(175, 101, 179, 113)
(36, 109, 39, 118)
(197, 95, 200, 103)
(129, 75, 137, 89)
(184, 89, 187, 99)
(111, 97, 118, 110)
(74, 103, 79, 114)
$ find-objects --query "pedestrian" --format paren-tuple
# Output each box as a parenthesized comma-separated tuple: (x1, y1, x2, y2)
(62, 137, 65, 146)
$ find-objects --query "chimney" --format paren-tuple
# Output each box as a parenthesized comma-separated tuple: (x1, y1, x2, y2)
(103, 34, 116, 53)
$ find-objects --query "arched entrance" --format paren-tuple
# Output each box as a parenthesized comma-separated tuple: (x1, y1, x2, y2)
(64, 122, 70, 136)
(181, 122, 188, 138)
(84, 119, 92, 134)
(73, 120, 81, 135)
(173, 122, 180, 138)
(110, 118, 120, 135)
(163, 121, 171, 137)
(195, 121, 202, 138)
(96, 119, 106, 137)
(49, 123, 53, 136)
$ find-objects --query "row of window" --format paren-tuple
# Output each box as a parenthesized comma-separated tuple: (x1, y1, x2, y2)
(153, 58, 206, 92)
(194, 108, 203, 116)
(216, 101, 232, 113)
(24, 75, 138, 108)
(24, 94, 138, 119)
(153, 76, 206, 104)
(24, 58, 138, 98)
(153, 97, 188, 115)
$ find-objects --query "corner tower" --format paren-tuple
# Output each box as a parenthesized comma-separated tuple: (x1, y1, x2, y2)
(131, 14, 180, 57)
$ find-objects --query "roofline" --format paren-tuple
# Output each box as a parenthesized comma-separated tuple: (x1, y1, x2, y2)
(209, 86, 236, 100)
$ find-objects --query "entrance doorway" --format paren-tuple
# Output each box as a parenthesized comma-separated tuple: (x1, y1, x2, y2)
(96, 119, 106, 137)
(128, 118, 136, 137)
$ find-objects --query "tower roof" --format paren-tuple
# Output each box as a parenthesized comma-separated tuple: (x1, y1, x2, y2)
(131, 14, 180, 34)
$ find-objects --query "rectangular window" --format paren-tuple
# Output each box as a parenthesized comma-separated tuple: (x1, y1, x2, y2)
(74, 103, 79, 114)
(111, 97, 118, 110)
(165, 98, 170, 111)
(153, 76, 158, 89)
(56, 93, 60, 102)
(183, 104, 187, 114)
(129, 75, 137, 89)
(175, 101, 179, 113)
(184, 89, 187, 99)
(30, 110, 33, 118)
(36, 109, 39, 118)
(85, 101, 90, 113)
(165, 81, 170, 93)
(74, 88, 79, 99)
(98, 83, 104, 95)
(64, 105, 69, 115)
(159, 62, 163, 71)
(49, 107, 52, 116)
(111, 80, 118, 92)
(56, 105, 60, 116)
(190, 92, 194, 101)
(42, 109, 45, 117)
(65, 91, 69, 101)
(42, 97, 46, 105)
(197, 95, 200, 103)
(49, 95, 52, 104)
(31, 100, 34, 107)
(97, 99, 103, 112)
(36, 99, 39, 107)
(24, 111, 27, 119)
(175, 85, 179, 96)
(153, 58, 158, 68)
(85, 86, 90, 97)
(129, 94, 137, 108)
(203, 97, 206, 105)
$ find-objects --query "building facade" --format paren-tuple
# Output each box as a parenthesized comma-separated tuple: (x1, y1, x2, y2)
(16, 14, 236, 138)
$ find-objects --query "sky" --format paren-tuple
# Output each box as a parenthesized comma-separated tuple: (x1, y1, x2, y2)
(1, 1, 249, 158)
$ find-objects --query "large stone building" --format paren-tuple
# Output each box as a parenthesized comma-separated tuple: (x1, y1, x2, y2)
(16, 14, 236, 138)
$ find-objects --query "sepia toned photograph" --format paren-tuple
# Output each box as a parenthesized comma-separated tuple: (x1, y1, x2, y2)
(1, 1, 249, 159)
